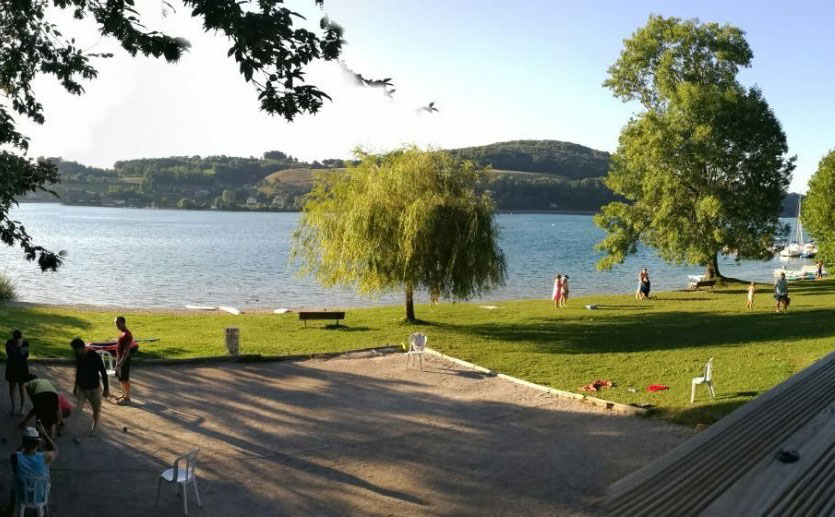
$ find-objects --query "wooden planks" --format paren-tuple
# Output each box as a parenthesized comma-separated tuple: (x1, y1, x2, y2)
(607, 350, 835, 516)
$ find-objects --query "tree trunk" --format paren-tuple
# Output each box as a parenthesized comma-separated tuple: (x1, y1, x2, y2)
(705, 252, 721, 280)
(405, 286, 416, 323)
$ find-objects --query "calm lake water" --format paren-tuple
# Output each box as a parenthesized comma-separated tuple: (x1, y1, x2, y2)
(0, 204, 808, 308)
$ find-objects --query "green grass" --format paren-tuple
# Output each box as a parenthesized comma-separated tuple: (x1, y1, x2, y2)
(2, 279, 835, 427)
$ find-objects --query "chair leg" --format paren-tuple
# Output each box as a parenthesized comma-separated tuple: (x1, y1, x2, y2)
(690, 380, 697, 403)
(182, 481, 189, 515)
(708, 382, 716, 399)
(419, 354, 423, 372)
(192, 477, 202, 507)
(156, 477, 162, 506)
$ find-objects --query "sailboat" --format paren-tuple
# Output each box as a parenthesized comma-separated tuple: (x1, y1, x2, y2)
(780, 197, 817, 258)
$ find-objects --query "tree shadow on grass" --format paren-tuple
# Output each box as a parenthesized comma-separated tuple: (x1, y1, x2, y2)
(429, 308, 835, 354)
(0, 306, 93, 358)
(663, 399, 754, 427)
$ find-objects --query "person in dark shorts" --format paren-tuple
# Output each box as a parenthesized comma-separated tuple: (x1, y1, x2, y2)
(71, 338, 110, 436)
(5, 330, 30, 416)
(114, 316, 134, 405)
(19, 378, 61, 439)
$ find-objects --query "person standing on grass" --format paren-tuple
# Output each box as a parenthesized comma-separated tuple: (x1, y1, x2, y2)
(560, 275, 570, 307)
(746, 281, 756, 309)
(774, 272, 790, 314)
(552, 274, 563, 309)
(817, 260, 824, 280)
(637, 268, 651, 300)
(5, 330, 30, 416)
(114, 316, 134, 405)
(71, 338, 110, 436)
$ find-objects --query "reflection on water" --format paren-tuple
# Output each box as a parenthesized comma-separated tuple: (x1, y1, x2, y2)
(0, 204, 808, 308)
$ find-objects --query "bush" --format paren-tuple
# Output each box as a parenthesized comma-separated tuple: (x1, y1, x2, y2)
(0, 274, 16, 301)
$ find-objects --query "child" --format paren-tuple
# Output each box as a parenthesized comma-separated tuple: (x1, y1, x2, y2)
(552, 274, 562, 310)
(746, 281, 756, 309)
(560, 275, 570, 307)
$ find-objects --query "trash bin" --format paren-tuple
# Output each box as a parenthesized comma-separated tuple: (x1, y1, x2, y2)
(225, 327, 239, 356)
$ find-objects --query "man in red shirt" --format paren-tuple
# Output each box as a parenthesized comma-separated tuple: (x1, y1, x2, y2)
(114, 316, 134, 405)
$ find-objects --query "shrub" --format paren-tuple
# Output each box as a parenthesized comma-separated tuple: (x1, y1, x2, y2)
(0, 274, 16, 301)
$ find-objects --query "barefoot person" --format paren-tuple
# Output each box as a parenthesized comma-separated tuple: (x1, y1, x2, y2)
(114, 316, 134, 404)
(71, 338, 110, 436)
(5, 330, 30, 416)
(746, 281, 756, 309)
(552, 274, 563, 309)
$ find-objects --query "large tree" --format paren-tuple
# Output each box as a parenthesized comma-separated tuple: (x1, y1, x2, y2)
(1, 0, 346, 271)
(292, 147, 506, 322)
(595, 15, 795, 279)
(802, 150, 835, 266)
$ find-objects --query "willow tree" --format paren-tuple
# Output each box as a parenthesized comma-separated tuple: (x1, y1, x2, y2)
(595, 15, 795, 279)
(802, 150, 835, 265)
(292, 147, 506, 322)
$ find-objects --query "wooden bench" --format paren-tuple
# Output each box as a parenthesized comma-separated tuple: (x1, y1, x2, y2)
(299, 311, 345, 327)
(688, 279, 716, 291)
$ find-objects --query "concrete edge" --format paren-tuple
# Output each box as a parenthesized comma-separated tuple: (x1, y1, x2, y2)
(424, 347, 648, 416)
(26, 345, 403, 367)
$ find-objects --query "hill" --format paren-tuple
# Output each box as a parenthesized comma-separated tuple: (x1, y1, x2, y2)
(450, 140, 611, 179)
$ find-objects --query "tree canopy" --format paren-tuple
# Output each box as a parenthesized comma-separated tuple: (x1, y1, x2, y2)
(802, 150, 835, 265)
(595, 15, 794, 278)
(292, 147, 506, 322)
(1, 0, 345, 270)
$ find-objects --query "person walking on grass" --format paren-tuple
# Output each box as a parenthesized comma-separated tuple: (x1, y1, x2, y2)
(552, 274, 563, 309)
(71, 338, 110, 436)
(5, 330, 30, 416)
(746, 281, 756, 309)
(560, 275, 570, 307)
(114, 316, 134, 405)
(775, 272, 790, 314)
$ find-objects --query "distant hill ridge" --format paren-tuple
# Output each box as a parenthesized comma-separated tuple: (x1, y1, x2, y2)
(449, 140, 611, 179)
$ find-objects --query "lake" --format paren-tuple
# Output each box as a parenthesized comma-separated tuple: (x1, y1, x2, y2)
(0, 204, 807, 308)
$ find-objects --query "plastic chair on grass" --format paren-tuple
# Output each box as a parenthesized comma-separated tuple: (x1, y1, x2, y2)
(156, 448, 202, 515)
(406, 333, 427, 372)
(691, 358, 716, 403)
(14, 476, 50, 517)
(96, 350, 116, 377)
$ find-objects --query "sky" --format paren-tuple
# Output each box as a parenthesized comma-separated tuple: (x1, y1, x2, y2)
(19, 0, 835, 193)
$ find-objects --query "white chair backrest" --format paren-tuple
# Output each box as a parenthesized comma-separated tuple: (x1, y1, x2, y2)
(704, 358, 714, 381)
(173, 448, 200, 480)
(409, 333, 427, 352)
(97, 350, 114, 370)
(14, 476, 49, 505)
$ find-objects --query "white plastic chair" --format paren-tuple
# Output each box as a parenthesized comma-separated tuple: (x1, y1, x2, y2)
(14, 476, 50, 517)
(96, 350, 116, 377)
(406, 333, 427, 372)
(691, 358, 716, 403)
(156, 448, 202, 515)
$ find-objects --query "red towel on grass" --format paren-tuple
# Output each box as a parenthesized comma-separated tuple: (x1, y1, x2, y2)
(646, 384, 670, 392)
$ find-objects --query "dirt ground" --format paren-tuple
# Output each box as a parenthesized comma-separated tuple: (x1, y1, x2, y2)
(0, 354, 693, 516)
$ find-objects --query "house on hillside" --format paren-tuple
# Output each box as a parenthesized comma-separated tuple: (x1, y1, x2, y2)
(246, 197, 258, 207)
(271, 193, 290, 209)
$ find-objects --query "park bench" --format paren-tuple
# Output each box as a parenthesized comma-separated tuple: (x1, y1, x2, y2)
(606, 347, 835, 516)
(299, 310, 345, 327)
(688, 279, 716, 291)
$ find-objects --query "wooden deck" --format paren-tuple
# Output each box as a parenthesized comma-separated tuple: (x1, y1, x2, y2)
(607, 349, 835, 516)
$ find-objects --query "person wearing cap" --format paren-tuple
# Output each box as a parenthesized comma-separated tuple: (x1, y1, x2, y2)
(114, 316, 134, 405)
(5, 329, 30, 416)
(19, 378, 61, 440)
(70, 338, 110, 436)
(560, 275, 570, 307)
(9, 422, 57, 509)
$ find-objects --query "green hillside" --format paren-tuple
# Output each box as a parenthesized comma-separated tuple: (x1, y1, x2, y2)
(450, 140, 611, 179)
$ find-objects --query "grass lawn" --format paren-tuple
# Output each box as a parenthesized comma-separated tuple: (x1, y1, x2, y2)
(2, 279, 835, 426)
